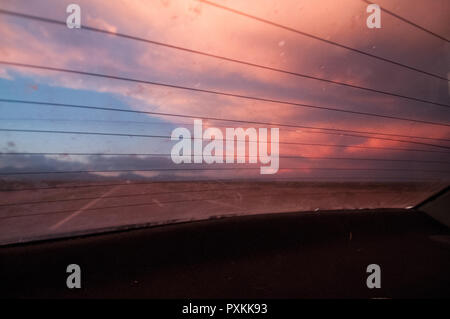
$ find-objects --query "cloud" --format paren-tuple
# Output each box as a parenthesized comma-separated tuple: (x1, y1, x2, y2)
(0, 0, 449, 181)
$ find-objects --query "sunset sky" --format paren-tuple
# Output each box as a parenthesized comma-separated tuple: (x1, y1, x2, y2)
(0, 0, 449, 181)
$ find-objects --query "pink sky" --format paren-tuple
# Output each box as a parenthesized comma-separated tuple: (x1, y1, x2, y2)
(0, 0, 449, 181)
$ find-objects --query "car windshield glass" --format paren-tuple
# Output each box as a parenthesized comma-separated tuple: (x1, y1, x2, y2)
(0, 0, 449, 245)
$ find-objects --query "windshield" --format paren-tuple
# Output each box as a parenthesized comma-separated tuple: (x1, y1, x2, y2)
(0, 0, 449, 245)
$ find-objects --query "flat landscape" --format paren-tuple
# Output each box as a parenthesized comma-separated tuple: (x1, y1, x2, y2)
(0, 180, 446, 245)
